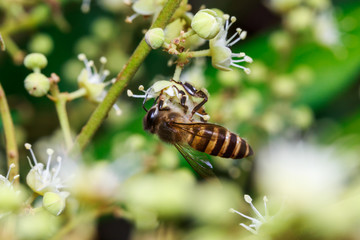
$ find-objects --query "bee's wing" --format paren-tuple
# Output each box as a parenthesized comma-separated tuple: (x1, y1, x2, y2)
(174, 143, 216, 179)
(171, 122, 223, 141)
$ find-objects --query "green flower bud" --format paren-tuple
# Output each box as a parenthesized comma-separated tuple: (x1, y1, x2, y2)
(271, 75, 297, 98)
(24, 53, 48, 71)
(164, 19, 185, 43)
(24, 73, 50, 97)
(17, 211, 59, 240)
(43, 191, 68, 216)
(91, 17, 115, 41)
(145, 28, 165, 49)
(285, 7, 314, 31)
(0, 185, 22, 212)
(247, 61, 268, 83)
(268, 0, 301, 12)
(28, 34, 54, 55)
(293, 65, 314, 86)
(191, 9, 222, 39)
(132, 0, 164, 15)
(270, 31, 292, 53)
(291, 105, 313, 129)
(217, 69, 242, 87)
(260, 112, 284, 134)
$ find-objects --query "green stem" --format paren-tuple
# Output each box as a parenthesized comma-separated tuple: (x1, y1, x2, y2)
(49, 84, 73, 150)
(66, 88, 87, 101)
(173, 64, 183, 81)
(187, 49, 211, 58)
(73, 0, 183, 151)
(0, 84, 19, 184)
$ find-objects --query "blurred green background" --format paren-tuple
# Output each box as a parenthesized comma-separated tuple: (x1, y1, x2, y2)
(1, 0, 360, 239)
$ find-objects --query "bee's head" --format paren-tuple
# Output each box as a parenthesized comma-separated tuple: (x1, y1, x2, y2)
(143, 106, 158, 133)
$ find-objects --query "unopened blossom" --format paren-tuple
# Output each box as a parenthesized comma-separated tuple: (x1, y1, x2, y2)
(126, 0, 166, 23)
(77, 54, 121, 115)
(210, 15, 252, 73)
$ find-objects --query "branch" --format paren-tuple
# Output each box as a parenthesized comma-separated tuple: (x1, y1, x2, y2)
(73, 0, 182, 151)
(0, 83, 19, 184)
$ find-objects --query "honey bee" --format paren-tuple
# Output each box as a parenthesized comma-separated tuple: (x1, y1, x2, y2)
(142, 81, 253, 178)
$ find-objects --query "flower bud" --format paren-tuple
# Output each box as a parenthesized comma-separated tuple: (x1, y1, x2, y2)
(145, 28, 165, 49)
(43, 191, 67, 216)
(28, 34, 54, 55)
(164, 19, 185, 43)
(0, 185, 22, 212)
(217, 69, 242, 87)
(285, 7, 314, 32)
(291, 105, 313, 129)
(271, 75, 297, 98)
(24, 73, 50, 97)
(191, 9, 222, 39)
(24, 53, 48, 70)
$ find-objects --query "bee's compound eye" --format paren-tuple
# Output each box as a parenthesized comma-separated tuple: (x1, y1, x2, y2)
(143, 108, 157, 131)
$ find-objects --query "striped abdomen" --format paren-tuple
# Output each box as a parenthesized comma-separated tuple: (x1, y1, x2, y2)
(186, 124, 253, 159)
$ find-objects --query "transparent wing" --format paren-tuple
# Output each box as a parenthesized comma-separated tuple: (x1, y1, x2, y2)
(174, 143, 216, 179)
(171, 122, 224, 141)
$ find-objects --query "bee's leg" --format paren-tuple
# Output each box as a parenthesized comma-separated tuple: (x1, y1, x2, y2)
(172, 85, 189, 112)
(181, 82, 208, 119)
(142, 91, 149, 112)
(158, 93, 171, 111)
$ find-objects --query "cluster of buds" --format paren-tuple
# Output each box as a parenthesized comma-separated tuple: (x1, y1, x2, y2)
(23, 53, 50, 97)
(143, 8, 252, 74)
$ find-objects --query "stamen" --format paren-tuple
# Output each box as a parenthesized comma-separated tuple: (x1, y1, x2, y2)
(240, 223, 258, 235)
(125, 13, 139, 23)
(6, 163, 15, 179)
(78, 54, 86, 61)
(11, 175, 20, 184)
(25, 143, 38, 165)
(46, 148, 54, 173)
(229, 208, 259, 222)
(138, 85, 145, 91)
(240, 31, 247, 40)
(244, 56, 253, 63)
(227, 16, 237, 30)
(263, 196, 269, 218)
(27, 157, 34, 168)
(226, 31, 240, 45)
(245, 195, 266, 222)
(53, 157, 62, 179)
(100, 56, 107, 64)
(113, 104, 122, 116)
(228, 29, 243, 47)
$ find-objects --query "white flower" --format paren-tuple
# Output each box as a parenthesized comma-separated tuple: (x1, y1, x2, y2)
(210, 15, 252, 73)
(255, 141, 348, 210)
(230, 195, 273, 234)
(127, 80, 209, 121)
(125, 0, 166, 23)
(25, 143, 65, 195)
(0, 163, 19, 188)
(77, 54, 121, 115)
